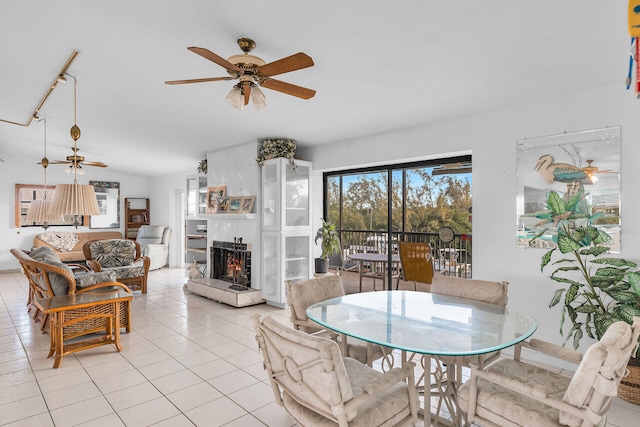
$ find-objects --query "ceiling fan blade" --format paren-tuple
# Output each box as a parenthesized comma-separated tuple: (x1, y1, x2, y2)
(49, 160, 72, 165)
(243, 84, 251, 106)
(165, 77, 233, 85)
(258, 52, 314, 77)
(187, 47, 242, 73)
(84, 162, 108, 168)
(261, 78, 316, 99)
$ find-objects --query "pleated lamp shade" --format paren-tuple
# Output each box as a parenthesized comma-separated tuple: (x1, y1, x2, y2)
(24, 199, 64, 224)
(49, 183, 101, 216)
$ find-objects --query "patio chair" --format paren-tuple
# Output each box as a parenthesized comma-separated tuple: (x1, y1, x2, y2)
(459, 317, 640, 427)
(252, 314, 419, 427)
(285, 274, 392, 368)
(10, 247, 132, 336)
(396, 241, 434, 290)
(83, 239, 150, 294)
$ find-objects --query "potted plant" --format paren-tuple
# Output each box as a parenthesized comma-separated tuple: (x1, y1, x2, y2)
(314, 218, 341, 274)
(256, 138, 297, 170)
(533, 190, 640, 403)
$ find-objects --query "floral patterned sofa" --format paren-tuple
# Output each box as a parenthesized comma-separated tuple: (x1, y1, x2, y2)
(32, 231, 123, 262)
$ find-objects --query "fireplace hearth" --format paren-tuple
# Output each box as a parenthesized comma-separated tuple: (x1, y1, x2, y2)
(210, 239, 251, 290)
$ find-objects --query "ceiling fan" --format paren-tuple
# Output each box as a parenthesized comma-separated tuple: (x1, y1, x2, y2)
(581, 159, 618, 182)
(165, 38, 316, 109)
(49, 146, 108, 174)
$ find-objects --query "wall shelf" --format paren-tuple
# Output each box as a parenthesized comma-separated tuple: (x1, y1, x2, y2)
(202, 213, 257, 220)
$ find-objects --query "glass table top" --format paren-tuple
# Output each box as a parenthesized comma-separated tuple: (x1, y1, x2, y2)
(306, 290, 537, 356)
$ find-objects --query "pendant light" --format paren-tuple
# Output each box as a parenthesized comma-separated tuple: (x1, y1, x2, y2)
(24, 118, 64, 228)
(49, 75, 100, 228)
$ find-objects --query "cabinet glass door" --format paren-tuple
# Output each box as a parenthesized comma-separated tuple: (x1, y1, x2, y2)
(261, 232, 280, 302)
(285, 163, 310, 228)
(284, 235, 310, 283)
(262, 161, 280, 229)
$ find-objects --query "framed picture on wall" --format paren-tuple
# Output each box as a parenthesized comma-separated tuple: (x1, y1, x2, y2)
(217, 196, 230, 213)
(240, 196, 255, 213)
(206, 186, 226, 213)
(228, 196, 243, 213)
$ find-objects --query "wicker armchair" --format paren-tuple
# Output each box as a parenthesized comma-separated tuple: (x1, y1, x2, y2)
(252, 314, 419, 427)
(83, 239, 150, 294)
(286, 274, 391, 368)
(459, 318, 640, 427)
(10, 247, 132, 337)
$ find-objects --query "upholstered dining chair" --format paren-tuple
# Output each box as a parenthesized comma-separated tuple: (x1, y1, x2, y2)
(10, 247, 132, 335)
(285, 274, 391, 368)
(429, 276, 510, 386)
(252, 314, 419, 427)
(459, 317, 640, 427)
(396, 241, 434, 290)
(83, 239, 150, 294)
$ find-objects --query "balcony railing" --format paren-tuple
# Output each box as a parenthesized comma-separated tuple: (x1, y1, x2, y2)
(336, 229, 472, 278)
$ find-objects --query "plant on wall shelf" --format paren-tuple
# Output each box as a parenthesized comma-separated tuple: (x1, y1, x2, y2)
(532, 190, 640, 367)
(197, 158, 207, 174)
(256, 138, 297, 170)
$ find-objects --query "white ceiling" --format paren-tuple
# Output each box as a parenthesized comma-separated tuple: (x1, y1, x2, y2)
(0, 1, 629, 177)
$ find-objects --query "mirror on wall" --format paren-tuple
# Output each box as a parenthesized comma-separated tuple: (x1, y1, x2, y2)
(90, 181, 120, 229)
(516, 127, 621, 252)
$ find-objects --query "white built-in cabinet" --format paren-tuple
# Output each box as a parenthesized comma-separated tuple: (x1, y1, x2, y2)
(185, 175, 208, 274)
(261, 158, 312, 307)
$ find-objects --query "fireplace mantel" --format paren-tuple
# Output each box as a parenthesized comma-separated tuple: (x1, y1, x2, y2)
(202, 213, 257, 220)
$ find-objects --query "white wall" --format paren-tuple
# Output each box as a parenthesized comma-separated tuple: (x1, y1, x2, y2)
(307, 83, 640, 351)
(1, 159, 149, 270)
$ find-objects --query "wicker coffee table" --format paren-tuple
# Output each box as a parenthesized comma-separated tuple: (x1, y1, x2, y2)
(34, 286, 133, 368)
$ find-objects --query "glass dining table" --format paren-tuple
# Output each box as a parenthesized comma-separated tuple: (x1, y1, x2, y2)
(306, 290, 538, 426)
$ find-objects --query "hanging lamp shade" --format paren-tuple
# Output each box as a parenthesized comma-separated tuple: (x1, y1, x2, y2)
(49, 183, 101, 216)
(24, 199, 64, 224)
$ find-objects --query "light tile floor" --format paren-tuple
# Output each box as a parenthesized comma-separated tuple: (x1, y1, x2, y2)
(0, 268, 637, 426)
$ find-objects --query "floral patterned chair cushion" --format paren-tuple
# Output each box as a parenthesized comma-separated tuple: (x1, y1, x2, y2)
(88, 239, 137, 268)
(83, 239, 150, 293)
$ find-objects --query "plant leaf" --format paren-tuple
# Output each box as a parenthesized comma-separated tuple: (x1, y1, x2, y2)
(540, 249, 554, 271)
(547, 191, 566, 215)
(565, 284, 579, 304)
(629, 271, 640, 297)
(557, 234, 582, 254)
(614, 305, 640, 323)
(549, 289, 564, 307)
(592, 257, 637, 267)
(572, 327, 583, 350)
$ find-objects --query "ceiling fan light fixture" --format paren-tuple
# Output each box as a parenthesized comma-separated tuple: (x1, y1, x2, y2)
(226, 85, 244, 110)
(251, 84, 266, 110)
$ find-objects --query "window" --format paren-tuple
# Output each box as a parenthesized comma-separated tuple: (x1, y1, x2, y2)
(323, 155, 473, 276)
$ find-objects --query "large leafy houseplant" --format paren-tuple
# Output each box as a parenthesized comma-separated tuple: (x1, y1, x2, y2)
(533, 191, 640, 366)
(314, 218, 341, 273)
